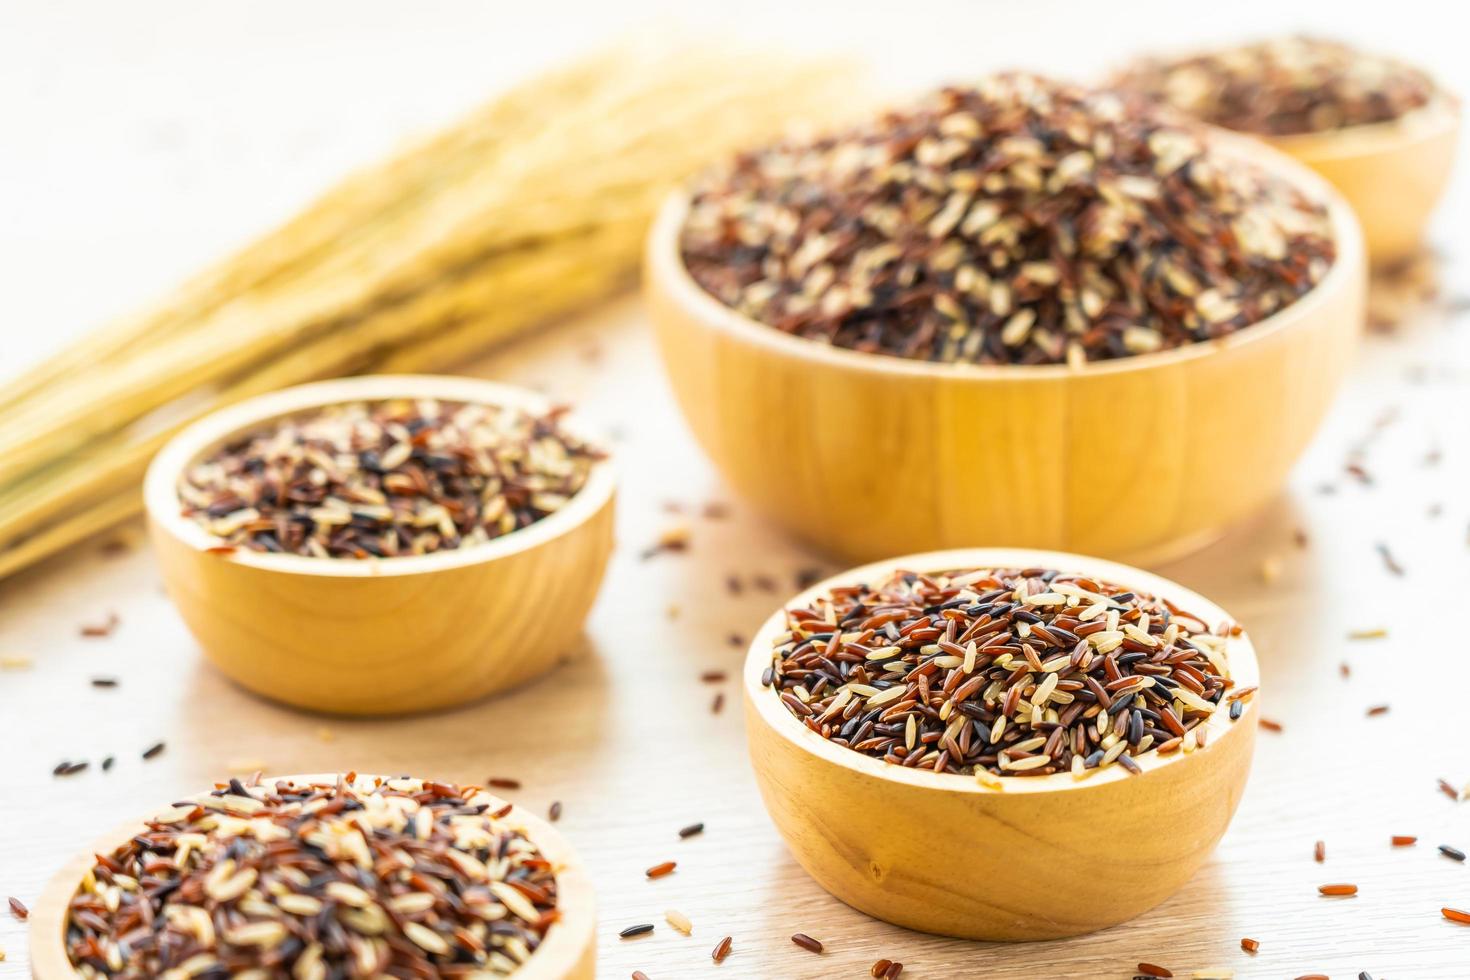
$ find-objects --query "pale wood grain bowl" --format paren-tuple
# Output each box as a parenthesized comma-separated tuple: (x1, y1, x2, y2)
(29, 774, 596, 979)
(143, 375, 616, 716)
(646, 138, 1366, 565)
(742, 548, 1260, 941)
(1263, 95, 1460, 264)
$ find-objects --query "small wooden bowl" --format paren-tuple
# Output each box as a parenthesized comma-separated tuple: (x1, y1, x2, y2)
(29, 774, 596, 979)
(645, 139, 1366, 566)
(1263, 96, 1460, 264)
(144, 375, 616, 716)
(742, 548, 1260, 941)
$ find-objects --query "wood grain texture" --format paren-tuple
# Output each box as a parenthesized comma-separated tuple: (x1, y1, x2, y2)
(743, 549, 1259, 941)
(143, 376, 616, 716)
(645, 147, 1368, 566)
(26, 775, 597, 979)
(5, 295, 1468, 980)
(3, 5, 1470, 978)
(1268, 97, 1461, 264)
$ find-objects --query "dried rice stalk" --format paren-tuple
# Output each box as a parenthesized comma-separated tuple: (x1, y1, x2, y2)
(0, 41, 857, 578)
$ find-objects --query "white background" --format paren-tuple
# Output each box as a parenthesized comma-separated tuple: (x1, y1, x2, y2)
(2, 0, 1466, 376)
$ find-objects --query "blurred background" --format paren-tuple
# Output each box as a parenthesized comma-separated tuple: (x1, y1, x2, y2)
(3, 0, 1465, 382)
(3, 3, 1468, 978)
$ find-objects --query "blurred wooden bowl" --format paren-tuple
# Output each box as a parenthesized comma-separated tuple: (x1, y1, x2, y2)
(645, 140, 1365, 566)
(144, 375, 616, 716)
(742, 548, 1260, 941)
(29, 774, 596, 979)
(1265, 96, 1459, 264)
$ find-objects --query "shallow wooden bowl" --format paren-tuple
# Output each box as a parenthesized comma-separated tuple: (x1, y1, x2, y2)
(742, 548, 1260, 941)
(144, 375, 616, 716)
(1264, 96, 1459, 264)
(646, 140, 1366, 565)
(29, 774, 596, 979)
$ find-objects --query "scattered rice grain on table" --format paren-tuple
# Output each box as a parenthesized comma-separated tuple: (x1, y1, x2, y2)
(79, 612, 119, 638)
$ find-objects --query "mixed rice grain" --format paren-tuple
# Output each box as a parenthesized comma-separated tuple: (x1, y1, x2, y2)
(63, 774, 559, 977)
(1113, 36, 1440, 136)
(179, 398, 602, 558)
(766, 566, 1242, 777)
(681, 73, 1335, 366)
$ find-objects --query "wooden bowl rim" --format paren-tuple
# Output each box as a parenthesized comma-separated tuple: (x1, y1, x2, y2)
(648, 131, 1364, 381)
(143, 375, 617, 579)
(1263, 93, 1461, 161)
(742, 547, 1260, 797)
(28, 773, 596, 980)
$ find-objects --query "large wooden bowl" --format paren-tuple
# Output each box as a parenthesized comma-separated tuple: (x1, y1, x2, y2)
(144, 375, 616, 716)
(1264, 96, 1459, 264)
(29, 774, 596, 979)
(742, 548, 1260, 941)
(646, 141, 1365, 565)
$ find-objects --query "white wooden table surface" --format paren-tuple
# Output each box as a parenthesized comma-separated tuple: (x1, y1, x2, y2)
(3, 2, 1469, 977)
